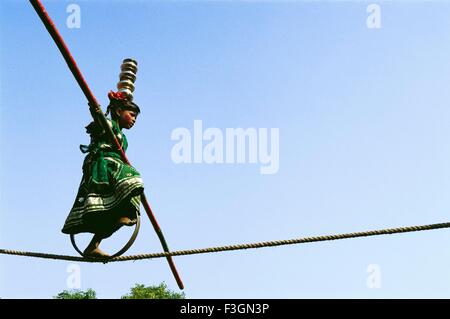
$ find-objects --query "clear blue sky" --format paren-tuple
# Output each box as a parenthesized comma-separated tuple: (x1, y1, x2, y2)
(2, 0, 450, 298)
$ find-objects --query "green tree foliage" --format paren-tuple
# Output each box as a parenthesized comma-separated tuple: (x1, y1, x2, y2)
(54, 288, 97, 299)
(121, 282, 185, 299)
(54, 283, 183, 299)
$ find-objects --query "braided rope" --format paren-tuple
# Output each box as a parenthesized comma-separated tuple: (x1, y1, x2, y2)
(1, 221, 449, 263)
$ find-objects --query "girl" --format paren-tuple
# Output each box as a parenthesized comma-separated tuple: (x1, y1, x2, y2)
(62, 91, 144, 258)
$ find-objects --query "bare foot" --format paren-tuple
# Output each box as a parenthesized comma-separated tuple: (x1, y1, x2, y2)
(83, 247, 110, 259)
(117, 217, 137, 226)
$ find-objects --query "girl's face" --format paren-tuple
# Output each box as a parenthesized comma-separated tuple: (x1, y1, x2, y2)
(116, 109, 138, 129)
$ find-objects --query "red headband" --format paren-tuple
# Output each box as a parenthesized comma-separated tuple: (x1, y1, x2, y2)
(108, 90, 127, 102)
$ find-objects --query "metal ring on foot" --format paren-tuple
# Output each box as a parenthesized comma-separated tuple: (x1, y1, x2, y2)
(70, 212, 140, 261)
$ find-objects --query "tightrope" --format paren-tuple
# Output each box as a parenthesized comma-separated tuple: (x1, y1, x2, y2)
(1, 221, 449, 263)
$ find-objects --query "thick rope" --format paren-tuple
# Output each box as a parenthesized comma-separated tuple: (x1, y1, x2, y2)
(1, 221, 449, 263)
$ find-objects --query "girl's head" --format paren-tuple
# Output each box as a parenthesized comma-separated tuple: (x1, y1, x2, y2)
(106, 91, 141, 129)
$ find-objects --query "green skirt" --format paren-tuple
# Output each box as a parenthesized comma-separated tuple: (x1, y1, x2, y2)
(62, 151, 144, 238)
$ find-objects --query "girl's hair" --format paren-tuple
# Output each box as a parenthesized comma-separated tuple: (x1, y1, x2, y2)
(106, 100, 141, 120)
(105, 91, 141, 120)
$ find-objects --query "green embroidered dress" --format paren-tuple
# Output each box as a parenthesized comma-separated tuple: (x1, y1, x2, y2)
(62, 119, 144, 238)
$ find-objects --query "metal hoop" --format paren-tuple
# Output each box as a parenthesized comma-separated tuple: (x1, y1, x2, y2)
(70, 212, 140, 261)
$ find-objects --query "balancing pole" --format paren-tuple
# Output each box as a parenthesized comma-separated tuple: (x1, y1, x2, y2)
(29, 0, 184, 290)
